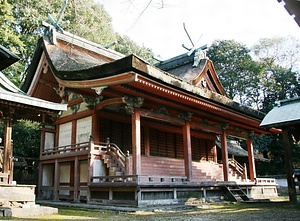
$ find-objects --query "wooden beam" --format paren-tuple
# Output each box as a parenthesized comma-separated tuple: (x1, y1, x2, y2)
(190, 121, 222, 134)
(183, 121, 192, 181)
(282, 129, 297, 204)
(140, 108, 184, 126)
(96, 97, 124, 111)
(247, 136, 256, 181)
(221, 130, 229, 181)
(132, 108, 141, 175)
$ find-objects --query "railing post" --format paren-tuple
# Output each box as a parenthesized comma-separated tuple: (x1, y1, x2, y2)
(244, 163, 248, 181)
(125, 151, 131, 176)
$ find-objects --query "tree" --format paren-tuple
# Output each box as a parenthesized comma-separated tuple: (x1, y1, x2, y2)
(3, 0, 154, 86)
(252, 36, 300, 73)
(114, 35, 154, 62)
(207, 37, 300, 175)
(1, 0, 155, 160)
(207, 39, 262, 107)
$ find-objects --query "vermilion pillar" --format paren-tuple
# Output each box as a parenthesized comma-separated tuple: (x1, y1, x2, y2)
(183, 121, 192, 181)
(132, 108, 141, 175)
(221, 130, 229, 181)
(247, 135, 256, 182)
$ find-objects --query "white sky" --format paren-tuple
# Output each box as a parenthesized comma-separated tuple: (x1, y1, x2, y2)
(98, 0, 300, 60)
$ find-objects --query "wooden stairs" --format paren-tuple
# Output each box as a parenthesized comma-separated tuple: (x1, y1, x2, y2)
(222, 184, 250, 202)
(100, 153, 125, 177)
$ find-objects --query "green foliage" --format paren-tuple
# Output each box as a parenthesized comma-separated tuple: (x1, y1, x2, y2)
(2, 0, 154, 86)
(208, 37, 300, 175)
(12, 120, 40, 158)
(114, 35, 154, 61)
(0, 120, 40, 158)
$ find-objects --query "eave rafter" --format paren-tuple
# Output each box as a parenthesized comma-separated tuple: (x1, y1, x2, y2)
(115, 76, 266, 135)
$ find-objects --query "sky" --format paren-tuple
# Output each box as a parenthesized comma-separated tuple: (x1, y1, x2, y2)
(97, 0, 300, 60)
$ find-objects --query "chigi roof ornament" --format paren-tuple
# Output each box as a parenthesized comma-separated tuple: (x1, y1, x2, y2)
(181, 22, 208, 67)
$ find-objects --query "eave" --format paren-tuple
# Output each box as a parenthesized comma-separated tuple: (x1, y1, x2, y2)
(39, 41, 265, 123)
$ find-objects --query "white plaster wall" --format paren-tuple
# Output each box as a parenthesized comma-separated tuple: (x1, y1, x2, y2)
(58, 122, 72, 147)
(93, 159, 106, 183)
(44, 132, 55, 150)
(59, 163, 70, 183)
(80, 160, 88, 183)
(42, 164, 54, 186)
(59, 163, 71, 195)
(76, 116, 92, 144)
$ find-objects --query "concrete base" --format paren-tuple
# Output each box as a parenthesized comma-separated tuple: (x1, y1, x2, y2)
(0, 205, 58, 217)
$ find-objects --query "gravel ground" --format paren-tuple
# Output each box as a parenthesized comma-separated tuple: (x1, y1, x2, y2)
(14, 198, 300, 221)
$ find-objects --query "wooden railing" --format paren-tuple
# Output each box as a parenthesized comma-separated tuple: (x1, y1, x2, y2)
(92, 139, 127, 170)
(229, 157, 247, 179)
(256, 178, 277, 186)
(41, 142, 89, 157)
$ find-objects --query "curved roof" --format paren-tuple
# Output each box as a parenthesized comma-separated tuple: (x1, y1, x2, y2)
(22, 28, 265, 121)
(0, 45, 67, 123)
(260, 97, 300, 128)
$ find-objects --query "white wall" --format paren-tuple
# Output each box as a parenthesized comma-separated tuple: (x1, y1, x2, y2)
(93, 159, 106, 183)
(80, 160, 88, 183)
(44, 132, 55, 150)
(42, 164, 54, 186)
(76, 116, 92, 144)
(58, 122, 72, 147)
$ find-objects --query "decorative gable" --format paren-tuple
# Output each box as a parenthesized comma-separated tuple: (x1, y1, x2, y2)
(156, 50, 227, 97)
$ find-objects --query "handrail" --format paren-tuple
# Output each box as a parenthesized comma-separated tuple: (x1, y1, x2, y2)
(229, 158, 246, 179)
(41, 142, 89, 156)
(93, 140, 127, 169)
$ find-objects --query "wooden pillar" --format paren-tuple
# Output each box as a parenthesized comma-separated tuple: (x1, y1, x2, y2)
(144, 126, 150, 157)
(73, 156, 80, 202)
(3, 117, 13, 184)
(40, 113, 46, 158)
(183, 121, 192, 181)
(71, 119, 77, 144)
(92, 112, 100, 142)
(87, 138, 94, 202)
(37, 161, 43, 199)
(132, 108, 141, 175)
(282, 129, 297, 204)
(53, 159, 59, 201)
(247, 135, 256, 182)
(213, 143, 217, 163)
(221, 130, 229, 181)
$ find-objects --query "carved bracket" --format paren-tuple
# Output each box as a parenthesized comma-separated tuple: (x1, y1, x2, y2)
(83, 96, 103, 110)
(178, 112, 193, 121)
(156, 106, 169, 115)
(71, 103, 81, 113)
(123, 96, 144, 114)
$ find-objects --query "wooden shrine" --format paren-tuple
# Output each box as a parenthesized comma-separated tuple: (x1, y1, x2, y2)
(21, 24, 278, 206)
